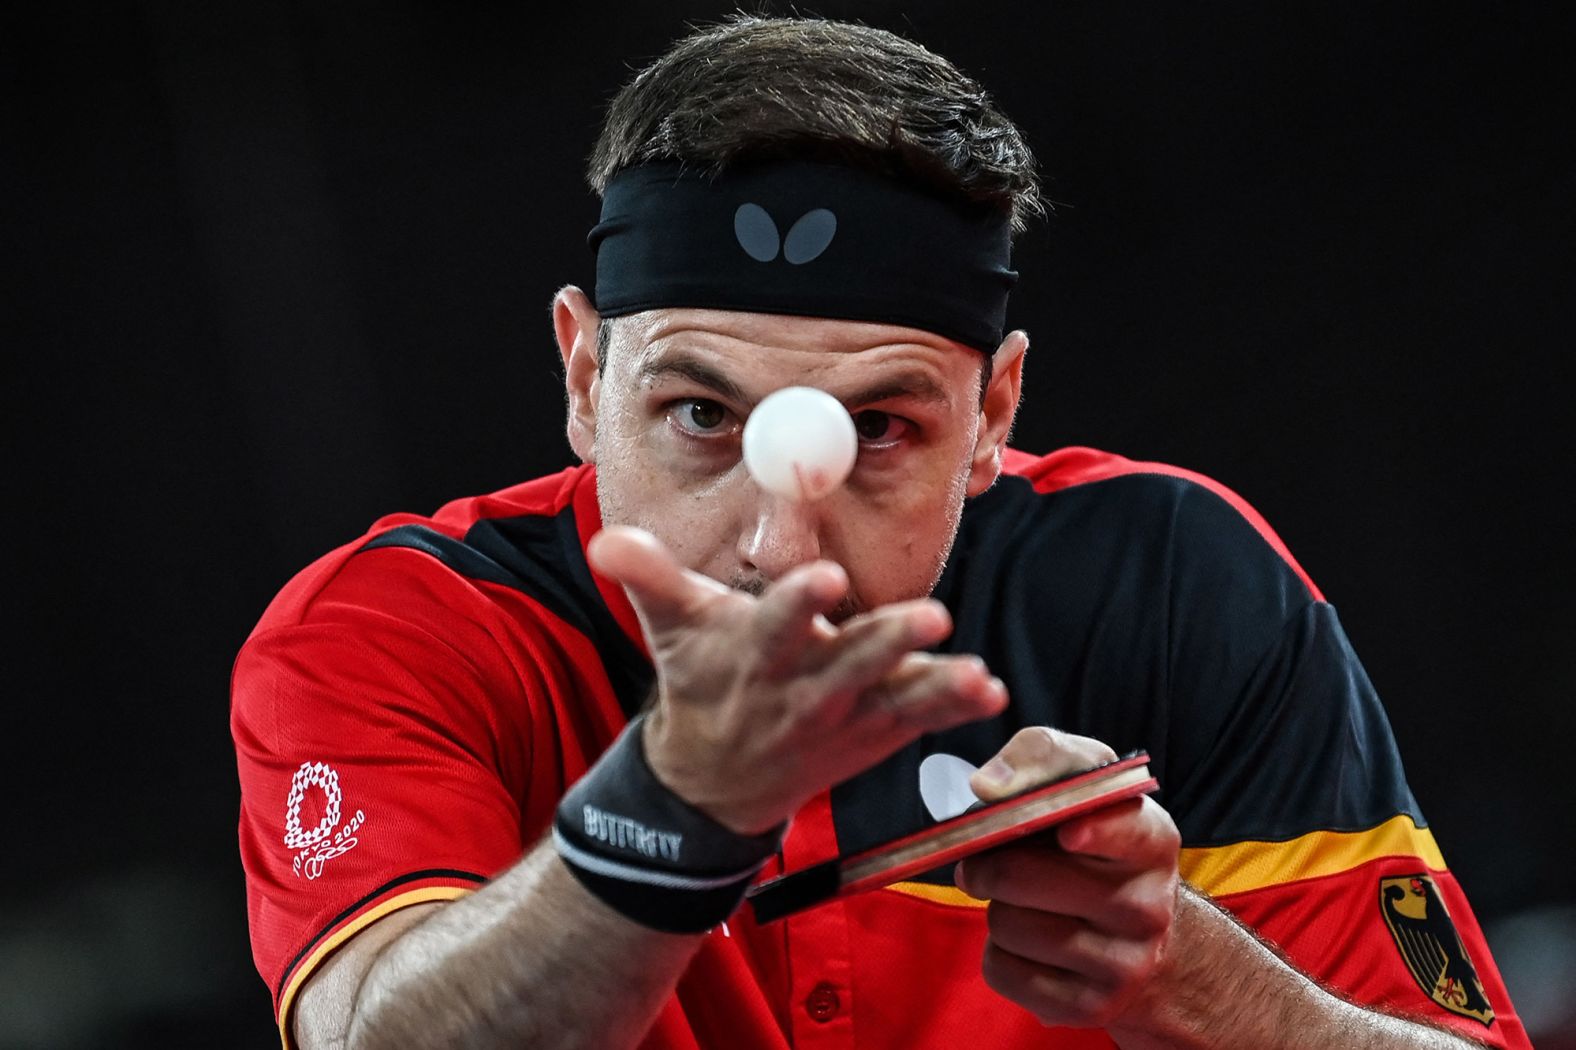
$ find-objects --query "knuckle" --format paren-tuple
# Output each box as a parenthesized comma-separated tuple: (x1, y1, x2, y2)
(993, 726, 1057, 774)
(850, 617, 914, 665)
(1003, 725, 1122, 776)
(1162, 824, 1182, 854)
(1143, 879, 1181, 936)
(1104, 884, 1149, 931)
(1068, 730, 1119, 764)
(1062, 921, 1099, 963)
(1137, 901, 1173, 938)
(894, 603, 936, 640)
(875, 609, 911, 642)
(1112, 881, 1173, 937)
(1059, 980, 1111, 1028)
(1016, 725, 1061, 763)
(1149, 802, 1182, 852)
(1065, 928, 1127, 991)
(1087, 938, 1143, 990)
(861, 680, 896, 713)
(861, 686, 906, 734)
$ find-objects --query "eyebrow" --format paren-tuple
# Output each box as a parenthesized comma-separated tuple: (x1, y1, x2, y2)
(639, 355, 750, 405)
(637, 351, 955, 411)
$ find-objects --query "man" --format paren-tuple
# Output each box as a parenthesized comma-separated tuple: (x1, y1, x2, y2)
(232, 14, 1529, 1049)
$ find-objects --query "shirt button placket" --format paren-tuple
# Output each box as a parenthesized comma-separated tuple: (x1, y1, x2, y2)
(781, 791, 855, 1048)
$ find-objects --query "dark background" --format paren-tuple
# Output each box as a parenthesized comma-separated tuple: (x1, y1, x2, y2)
(4, 3, 1572, 1047)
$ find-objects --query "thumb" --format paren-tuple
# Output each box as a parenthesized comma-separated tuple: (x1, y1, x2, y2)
(968, 726, 1118, 803)
(586, 525, 733, 635)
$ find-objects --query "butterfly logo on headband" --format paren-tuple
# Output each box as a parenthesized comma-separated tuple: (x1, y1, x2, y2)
(734, 204, 838, 264)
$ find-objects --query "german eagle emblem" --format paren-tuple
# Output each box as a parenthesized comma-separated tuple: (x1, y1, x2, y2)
(1379, 874, 1494, 1025)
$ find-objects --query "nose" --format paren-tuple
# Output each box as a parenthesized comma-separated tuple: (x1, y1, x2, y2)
(737, 489, 823, 582)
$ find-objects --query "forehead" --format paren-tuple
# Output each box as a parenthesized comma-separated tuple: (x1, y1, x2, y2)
(612, 307, 975, 379)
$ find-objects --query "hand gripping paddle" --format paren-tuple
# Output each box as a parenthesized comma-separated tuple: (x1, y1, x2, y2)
(746, 751, 1157, 923)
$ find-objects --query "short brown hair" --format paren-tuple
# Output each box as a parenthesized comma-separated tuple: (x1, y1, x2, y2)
(588, 13, 1035, 400)
(588, 13, 1044, 232)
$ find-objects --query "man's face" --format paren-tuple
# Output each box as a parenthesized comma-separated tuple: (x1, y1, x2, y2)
(556, 291, 1024, 621)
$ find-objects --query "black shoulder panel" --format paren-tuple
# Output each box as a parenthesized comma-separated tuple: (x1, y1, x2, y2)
(1162, 599, 1425, 846)
(358, 512, 653, 719)
(831, 471, 1423, 881)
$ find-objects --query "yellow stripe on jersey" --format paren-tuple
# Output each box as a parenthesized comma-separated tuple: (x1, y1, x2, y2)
(1179, 814, 1445, 898)
(882, 815, 1440, 909)
(883, 881, 989, 909)
(866, 816, 1440, 912)
(277, 884, 477, 1050)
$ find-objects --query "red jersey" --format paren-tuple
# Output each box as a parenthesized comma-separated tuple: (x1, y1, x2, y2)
(232, 447, 1529, 1048)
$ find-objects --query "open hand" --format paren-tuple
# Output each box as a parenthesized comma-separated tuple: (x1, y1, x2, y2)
(586, 524, 1009, 835)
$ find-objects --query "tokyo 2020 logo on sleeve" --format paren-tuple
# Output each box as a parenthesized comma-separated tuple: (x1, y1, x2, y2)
(283, 761, 366, 880)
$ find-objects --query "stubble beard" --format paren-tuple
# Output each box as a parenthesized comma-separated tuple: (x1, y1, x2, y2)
(727, 463, 970, 627)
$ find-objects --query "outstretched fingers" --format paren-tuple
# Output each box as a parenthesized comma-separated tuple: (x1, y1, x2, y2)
(586, 525, 733, 636)
(807, 599, 954, 692)
(750, 561, 852, 673)
(859, 652, 1009, 732)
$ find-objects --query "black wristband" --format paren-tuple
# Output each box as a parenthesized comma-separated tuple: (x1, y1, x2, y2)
(553, 713, 786, 933)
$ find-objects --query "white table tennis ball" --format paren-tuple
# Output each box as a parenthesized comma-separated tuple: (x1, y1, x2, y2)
(742, 386, 858, 502)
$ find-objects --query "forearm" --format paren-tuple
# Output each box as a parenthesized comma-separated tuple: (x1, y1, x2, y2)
(347, 836, 703, 1050)
(1110, 886, 1489, 1050)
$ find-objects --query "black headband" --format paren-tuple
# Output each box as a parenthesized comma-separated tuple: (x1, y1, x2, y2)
(587, 160, 1017, 354)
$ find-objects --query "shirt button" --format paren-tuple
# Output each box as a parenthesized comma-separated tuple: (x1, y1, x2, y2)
(804, 981, 841, 1023)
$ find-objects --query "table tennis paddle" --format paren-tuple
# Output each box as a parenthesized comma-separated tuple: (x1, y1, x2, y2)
(746, 750, 1156, 923)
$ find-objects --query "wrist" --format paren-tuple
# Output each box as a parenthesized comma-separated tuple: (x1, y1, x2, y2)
(1107, 886, 1247, 1049)
(1106, 885, 1343, 1050)
(641, 706, 786, 836)
(553, 713, 787, 934)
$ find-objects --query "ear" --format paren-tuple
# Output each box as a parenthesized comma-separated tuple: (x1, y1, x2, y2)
(552, 284, 603, 464)
(966, 329, 1028, 497)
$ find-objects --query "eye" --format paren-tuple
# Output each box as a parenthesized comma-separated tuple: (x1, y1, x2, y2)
(670, 398, 736, 438)
(851, 410, 909, 445)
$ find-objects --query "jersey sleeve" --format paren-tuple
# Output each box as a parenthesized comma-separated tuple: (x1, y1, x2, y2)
(1159, 480, 1531, 1049)
(231, 548, 539, 1046)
